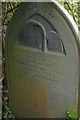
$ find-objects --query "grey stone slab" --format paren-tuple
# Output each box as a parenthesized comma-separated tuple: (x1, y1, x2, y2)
(5, 1, 80, 118)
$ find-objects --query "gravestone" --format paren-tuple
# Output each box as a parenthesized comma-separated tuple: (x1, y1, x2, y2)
(5, 1, 80, 118)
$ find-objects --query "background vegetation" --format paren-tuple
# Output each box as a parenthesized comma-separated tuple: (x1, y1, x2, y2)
(1, 1, 80, 119)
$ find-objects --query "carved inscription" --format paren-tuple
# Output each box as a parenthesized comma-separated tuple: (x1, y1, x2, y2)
(14, 46, 70, 93)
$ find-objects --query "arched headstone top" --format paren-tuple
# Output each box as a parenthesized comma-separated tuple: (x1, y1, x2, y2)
(6, 1, 80, 55)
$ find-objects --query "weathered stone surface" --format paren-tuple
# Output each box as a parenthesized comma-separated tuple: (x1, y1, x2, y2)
(5, 1, 80, 118)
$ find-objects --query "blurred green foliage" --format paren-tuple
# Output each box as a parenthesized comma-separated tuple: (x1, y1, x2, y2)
(2, 2, 20, 26)
(58, 0, 80, 30)
(67, 108, 78, 120)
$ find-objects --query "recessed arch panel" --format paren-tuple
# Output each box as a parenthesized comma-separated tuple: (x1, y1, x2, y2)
(18, 20, 45, 50)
